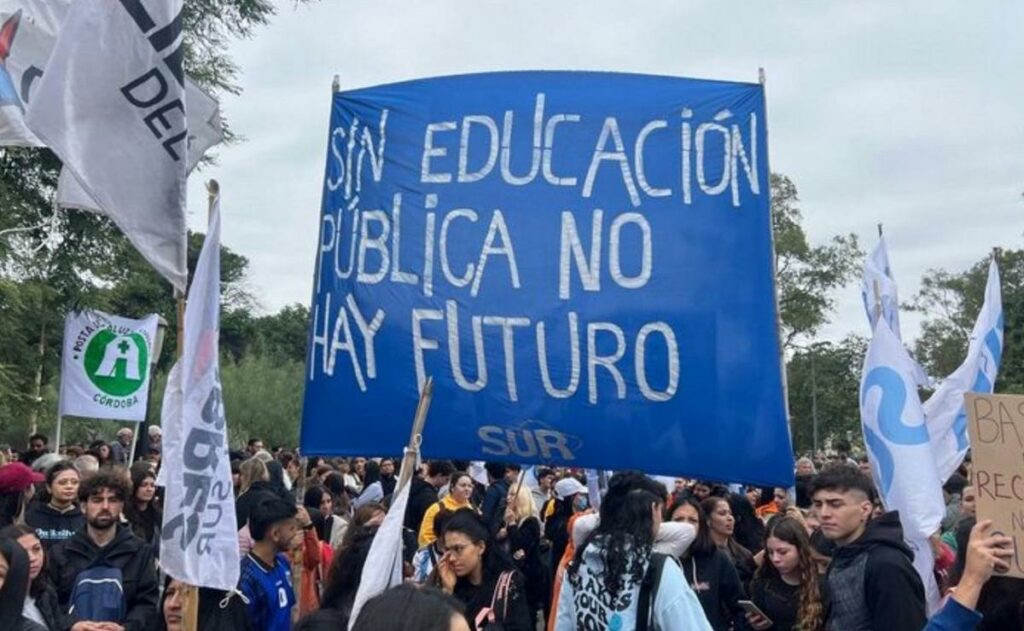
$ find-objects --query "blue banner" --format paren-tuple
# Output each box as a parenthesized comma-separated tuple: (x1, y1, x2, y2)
(301, 71, 793, 486)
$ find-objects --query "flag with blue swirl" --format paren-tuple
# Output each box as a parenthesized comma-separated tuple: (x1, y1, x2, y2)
(922, 260, 1003, 482)
(860, 317, 946, 611)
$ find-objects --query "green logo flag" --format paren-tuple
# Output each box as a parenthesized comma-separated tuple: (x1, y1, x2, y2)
(59, 310, 158, 421)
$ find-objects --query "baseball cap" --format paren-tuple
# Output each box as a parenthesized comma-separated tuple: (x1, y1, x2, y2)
(0, 462, 45, 493)
(554, 477, 587, 500)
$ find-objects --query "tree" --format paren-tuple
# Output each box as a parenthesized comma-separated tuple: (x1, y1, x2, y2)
(216, 354, 304, 449)
(772, 173, 863, 349)
(0, 0, 312, 445)
(252, 304, 310, 363)
(911, 248, 1024, 393)
(786, 335, 867, 455)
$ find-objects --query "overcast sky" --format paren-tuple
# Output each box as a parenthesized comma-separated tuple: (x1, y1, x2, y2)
(186, 0, 1024, 346)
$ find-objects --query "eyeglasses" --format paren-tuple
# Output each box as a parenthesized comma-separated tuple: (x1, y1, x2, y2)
(445, 543, 473, 556)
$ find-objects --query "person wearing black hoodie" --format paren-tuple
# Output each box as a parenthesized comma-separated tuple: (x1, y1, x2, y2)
(379, 458, 397, 498)
(236, 458, 277, 530)
(48, 471, 159, 631)
(405, 461, 454, 533)
(24, 462, 85, 552)
(811, 467, 925, 631)
(669, 497, 745, 631)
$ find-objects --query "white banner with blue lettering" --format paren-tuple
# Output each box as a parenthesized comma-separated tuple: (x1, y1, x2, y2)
(301, 71, 793, 486)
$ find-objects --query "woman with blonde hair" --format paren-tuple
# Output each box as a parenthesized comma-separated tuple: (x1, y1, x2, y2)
(502, 482, 548, 622)
(745, 515, 826, 631)
(235, 457, 272, 529)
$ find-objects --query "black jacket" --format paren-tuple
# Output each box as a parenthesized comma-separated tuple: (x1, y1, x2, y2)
(48, 524, 159, 631)
(23, 502, 85, 551)
(824, 511, 926, 631)
(404, 477, 440, 533)
(681, 547, 746, 631)
(507, 517, 549, 613)
(452, 570, 533, 631)
(235, 480, 278, 530)
(30, 578, 63, 631)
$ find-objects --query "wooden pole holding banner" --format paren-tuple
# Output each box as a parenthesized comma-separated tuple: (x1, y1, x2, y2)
(759, 67, 796, 447)
(872, 223, 884, 326)
(127, 424, 140, 468)
(397, 377, 435, 494)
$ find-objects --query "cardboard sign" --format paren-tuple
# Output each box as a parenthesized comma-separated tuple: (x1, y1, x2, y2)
(965, 392, 1024, 578)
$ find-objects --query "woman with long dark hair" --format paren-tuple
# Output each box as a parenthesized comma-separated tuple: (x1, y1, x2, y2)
(304, 485, 348, 550)
(433, 510, 532, 630)
(0, 538, 47, 630)
(557, 473, 710, 630)
(1, 524, 62, 630)
(86, 441, 112, 467)
(23, 462, 83, 551)
(670, 497, 745, 631)
(324, 472, 354, 520)
(746, 515, 826, 631)
(125, 469, 162, 546)
(702, 496, 756, 586)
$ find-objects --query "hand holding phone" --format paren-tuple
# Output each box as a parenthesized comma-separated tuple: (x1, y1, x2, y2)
(738, 600, 773, 629)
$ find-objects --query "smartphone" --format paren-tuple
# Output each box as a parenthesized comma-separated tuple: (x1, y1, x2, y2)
(738, 600, 773, 626)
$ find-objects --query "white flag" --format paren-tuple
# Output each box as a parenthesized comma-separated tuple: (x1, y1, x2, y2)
(923, 261, 1003, 482)
(349, 456, 414, 629)
(58, 310, 158, 422)
(860, 235, 930, 387)
(861, 236, 901, 337)
(25, 0, 188, 291)
(56, 81, 224, 213)
(0, 0, 61, 146)
(0, 0, 223, 155)
(860, 318, 945, 612)
(159, 195, 239, 591)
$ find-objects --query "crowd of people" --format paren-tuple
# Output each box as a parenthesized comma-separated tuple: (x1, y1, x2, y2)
(0, 433, 1020, 631)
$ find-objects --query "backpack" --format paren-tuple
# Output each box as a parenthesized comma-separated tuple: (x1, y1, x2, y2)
(636, 553, 672, 631)
(474, 570, 515, 630)
(68, 565, 125, 623)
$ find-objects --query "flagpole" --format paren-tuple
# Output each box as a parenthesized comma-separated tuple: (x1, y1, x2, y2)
(759, 67, 794, 451)
(346, 378, 435, 627)
(133, 316, 169, 465)
(53, 415, 63, 457)
(397, 377, 434, 494)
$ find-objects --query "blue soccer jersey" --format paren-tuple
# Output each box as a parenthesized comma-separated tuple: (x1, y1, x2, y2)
(239, 552, 296, 631)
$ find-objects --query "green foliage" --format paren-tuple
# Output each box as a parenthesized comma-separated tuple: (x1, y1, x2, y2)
(772, 173, 864, 349)
(0, 0, 311, 447)
(218, 354, 303, 448)
(786, 336, 867, 455)
(911, 249, 1024, 393)
(142, 354, 304, 451)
